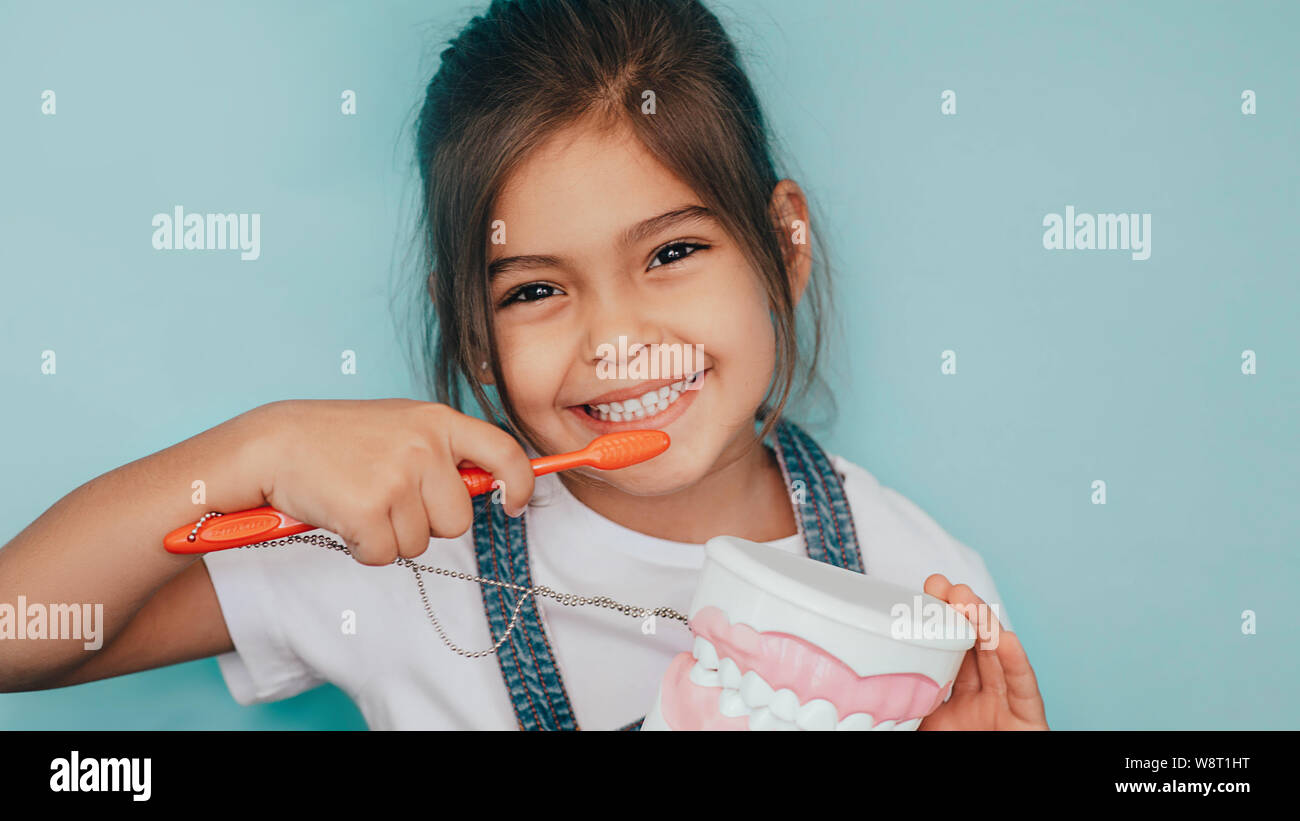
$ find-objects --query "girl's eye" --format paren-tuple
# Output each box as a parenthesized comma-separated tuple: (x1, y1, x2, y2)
(501, 282, 563, 307)
(648, 241, 708, 270)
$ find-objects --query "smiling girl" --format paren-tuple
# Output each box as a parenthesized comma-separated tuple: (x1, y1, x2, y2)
(0, 0, 1047, 730)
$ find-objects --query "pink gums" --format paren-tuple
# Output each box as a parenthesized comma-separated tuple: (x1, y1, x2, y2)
(660, 606, 955, 730)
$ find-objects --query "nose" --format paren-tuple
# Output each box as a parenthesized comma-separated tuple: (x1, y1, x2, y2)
(582, 289, 664, 370)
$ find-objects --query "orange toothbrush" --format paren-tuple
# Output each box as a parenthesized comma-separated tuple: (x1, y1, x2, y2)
(162, 430, 670, 554)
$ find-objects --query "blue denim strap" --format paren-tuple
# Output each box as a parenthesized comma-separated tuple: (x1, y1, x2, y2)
(473, 416, 862, 730)
(771, 418, 866, 574)
(472, 493, 580, 731)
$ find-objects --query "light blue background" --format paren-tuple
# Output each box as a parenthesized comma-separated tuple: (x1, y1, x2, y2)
(2, 0, 1296, 730)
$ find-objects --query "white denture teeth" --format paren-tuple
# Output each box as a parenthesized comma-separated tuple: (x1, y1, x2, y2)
(693, 637, 719, 669)
(747, 707, 798, 731)
(718, 657, 742, 690)
(689, 663, 722, 689)
(835, 712, 876, 732)
(795, 699, 839, 731)
(739, 671, 772, 708)
(769, 688, 801, 722)
(700, 656, 917, 731)
(718, 689, 748, 718)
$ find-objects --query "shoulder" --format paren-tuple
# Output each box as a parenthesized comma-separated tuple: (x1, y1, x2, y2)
(827, 453, 1014, 631)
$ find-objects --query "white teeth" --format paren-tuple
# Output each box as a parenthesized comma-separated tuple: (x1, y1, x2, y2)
(718, 689, 748, 718)
(769, 688, 800, 722)
(696, 653, 917, 730)
(739, 671, 773, 708)
(585, 376, 698, 422)
(795, 699, 839, 731)
(748, 707, 798, 731)
(693, 637, 718, 670)
(836, 712, 876, 731)
(718, 657, 742, 690)
(689, 662, 722, 689)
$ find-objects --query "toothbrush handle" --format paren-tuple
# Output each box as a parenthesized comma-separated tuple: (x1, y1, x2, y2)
(163, 507, 314, 554)
(163, 468, 544, 554)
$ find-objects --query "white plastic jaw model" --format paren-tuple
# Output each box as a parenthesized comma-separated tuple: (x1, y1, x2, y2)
(642, 536, 976, 731)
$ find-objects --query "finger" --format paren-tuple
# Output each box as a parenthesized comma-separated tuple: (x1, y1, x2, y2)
(924, 573, 980, 694)
(446, 416, 536, 517)
(950, 644, 981, 697)
(389, 484, 432, 559)
(996, 631, 1048, 725)
(422, 461, 475, 540)
(947, 583, 1006, 697)
(923, 573, 953, 602)
(348, 502, 399, 566)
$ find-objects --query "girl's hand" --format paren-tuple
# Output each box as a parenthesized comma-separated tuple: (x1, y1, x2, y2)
(917, 574, 1049, 731)
(245, 399, 535, 566)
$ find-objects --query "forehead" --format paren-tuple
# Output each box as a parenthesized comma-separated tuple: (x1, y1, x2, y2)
(491, 118, 700, 251)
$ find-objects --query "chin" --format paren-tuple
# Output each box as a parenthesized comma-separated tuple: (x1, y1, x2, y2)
(571, 449, 717, 496)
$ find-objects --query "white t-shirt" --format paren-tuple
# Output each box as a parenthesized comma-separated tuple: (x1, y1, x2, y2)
(202, 452, 1013, 730)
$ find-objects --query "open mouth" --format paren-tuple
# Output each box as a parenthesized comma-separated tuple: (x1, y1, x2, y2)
(582, 369, 704, 422)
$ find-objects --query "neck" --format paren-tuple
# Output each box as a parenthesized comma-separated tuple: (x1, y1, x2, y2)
(558, 429, 798, 544)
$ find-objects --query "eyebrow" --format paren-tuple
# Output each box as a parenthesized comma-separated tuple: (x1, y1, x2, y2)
(487, 204, 716, 280)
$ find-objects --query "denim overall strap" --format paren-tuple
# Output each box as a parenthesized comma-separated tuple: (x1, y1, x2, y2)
(770, 418, 866, 574)
(474, 415, 862, 730)
(471, 493, 581, 731)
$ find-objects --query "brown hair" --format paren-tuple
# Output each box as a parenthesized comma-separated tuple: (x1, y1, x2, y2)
(410, 0, 836, 455)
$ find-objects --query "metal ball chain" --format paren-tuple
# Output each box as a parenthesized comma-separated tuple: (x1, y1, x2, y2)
(238, 531, 691, 658)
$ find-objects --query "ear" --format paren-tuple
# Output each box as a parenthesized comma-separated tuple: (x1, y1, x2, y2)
(768, 179, 812, 306)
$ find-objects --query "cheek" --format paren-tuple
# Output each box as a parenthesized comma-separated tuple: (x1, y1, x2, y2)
(701, 265, 777, 384)
(496, 324, 565, 409)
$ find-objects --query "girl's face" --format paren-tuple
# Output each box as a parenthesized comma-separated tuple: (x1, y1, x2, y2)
(486, 117, 784, 494)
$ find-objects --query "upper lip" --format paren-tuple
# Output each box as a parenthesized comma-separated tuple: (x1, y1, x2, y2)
(574, 370, 705, 407)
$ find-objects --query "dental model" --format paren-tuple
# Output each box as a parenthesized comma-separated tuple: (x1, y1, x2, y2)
(642, 536, 976, 731)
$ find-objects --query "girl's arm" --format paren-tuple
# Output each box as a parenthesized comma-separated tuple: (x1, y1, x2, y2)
(0, 398, 539, 693)
(0, 404, 276, 692)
